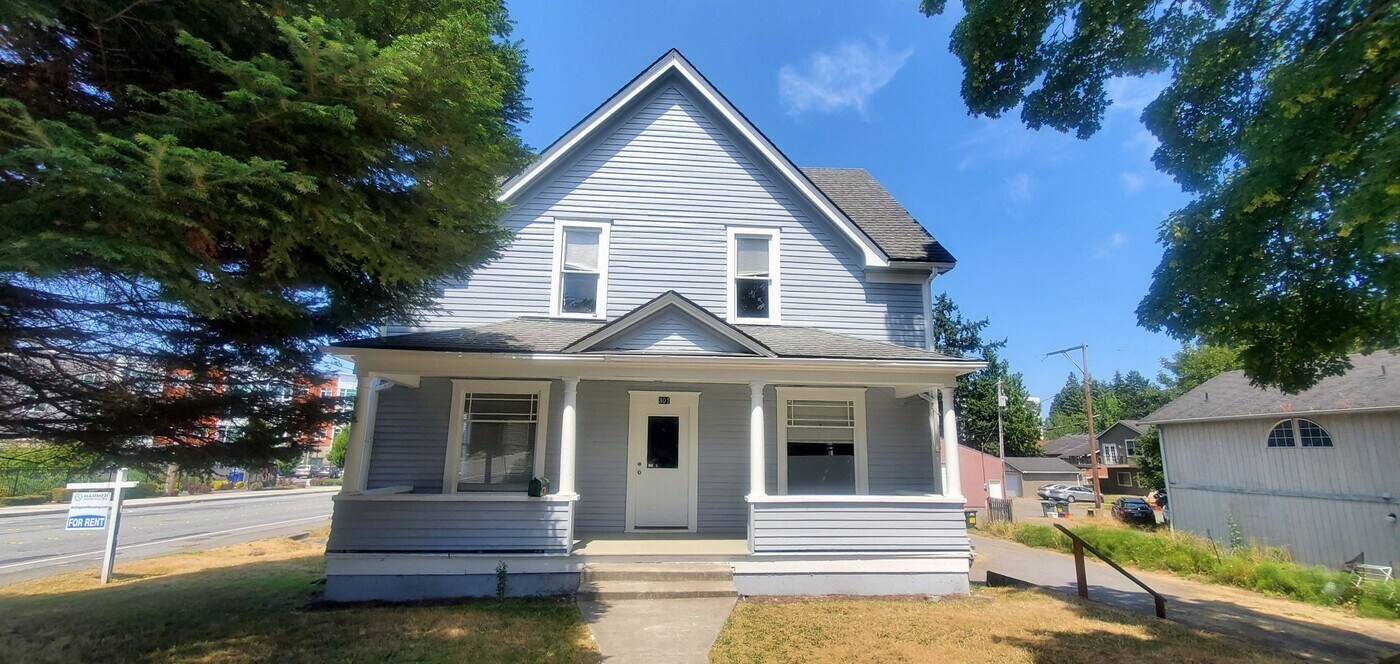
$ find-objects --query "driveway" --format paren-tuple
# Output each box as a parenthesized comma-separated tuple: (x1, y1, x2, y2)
(0, 489, 334, 584)
(971, 534, 1400, 663)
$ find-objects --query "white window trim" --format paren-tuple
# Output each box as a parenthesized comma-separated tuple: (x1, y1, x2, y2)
(549, 219, 611, 319)
(1267, 418, 1334, 449)
(1116, 471, 1132, 485)
(442, 379, 552, 495)
(726, 226, 781, 324)
(775, 387, 868, 495)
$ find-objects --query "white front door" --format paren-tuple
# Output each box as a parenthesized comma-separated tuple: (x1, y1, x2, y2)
(626, 391, 698, 530)
(988, 479, 1004, 500)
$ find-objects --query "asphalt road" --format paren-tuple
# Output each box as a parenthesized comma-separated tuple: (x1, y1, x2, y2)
(0, 491, 334, 585)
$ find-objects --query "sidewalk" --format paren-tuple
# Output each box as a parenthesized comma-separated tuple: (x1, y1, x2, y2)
(0, 485, 340, 518)
(971, 534, 1400, 663)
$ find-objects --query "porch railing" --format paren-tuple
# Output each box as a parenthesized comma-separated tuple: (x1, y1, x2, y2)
(748, 495, 970, 555)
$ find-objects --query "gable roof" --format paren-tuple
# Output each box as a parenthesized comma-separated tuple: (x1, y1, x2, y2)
(801, 168, 955, 264)
(1004, 457, 1082, 475)
(1040, 434, 1091, 458)
(497, 49, 948, 270)
(1143, 350, 1400, 424)
(1100, 420, 1145, 437)
(562, 291, 774, 356)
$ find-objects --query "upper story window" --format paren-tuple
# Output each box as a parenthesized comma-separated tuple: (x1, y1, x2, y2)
(727, 227, 780, 323)
(551, 221, 610, 318)
(1124, 438, 1138, 456)
(1266, 418, 1334, 448)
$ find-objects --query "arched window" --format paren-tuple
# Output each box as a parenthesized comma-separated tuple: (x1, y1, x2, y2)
(1267, 419, 1333, 448)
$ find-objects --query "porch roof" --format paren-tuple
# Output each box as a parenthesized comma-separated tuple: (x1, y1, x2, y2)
(332, 317, 975, 364)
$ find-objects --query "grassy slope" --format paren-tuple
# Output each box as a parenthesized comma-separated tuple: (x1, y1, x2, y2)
(0, 530, 600, 664)
(983, 520, 1399, 620)
(712, 590, 1294, 664)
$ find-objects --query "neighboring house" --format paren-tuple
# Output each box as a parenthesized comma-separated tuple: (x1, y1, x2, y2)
(1003, 457, 1082, 498)
(959, 445, 1006, 510)
(1143, 351, 1400, 568)
(324, 50, 984, 601)
(1040, 424, 1149, 496)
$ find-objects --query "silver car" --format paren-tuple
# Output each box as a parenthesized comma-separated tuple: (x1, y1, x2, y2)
(1049, 485, 1097, 502)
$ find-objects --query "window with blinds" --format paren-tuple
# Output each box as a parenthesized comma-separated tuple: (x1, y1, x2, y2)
(784, 399, 857, 494)
(458, 393, 538, 490)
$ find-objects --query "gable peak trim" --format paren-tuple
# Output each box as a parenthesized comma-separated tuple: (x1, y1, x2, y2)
(561, 290, 776, 357)
(497, 49, 891, 268)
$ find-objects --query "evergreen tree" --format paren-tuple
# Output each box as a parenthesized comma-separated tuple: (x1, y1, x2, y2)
(0, 0, 530, 467)
(1158, 342, 1245, 397)
(929, 294, 1041, 456)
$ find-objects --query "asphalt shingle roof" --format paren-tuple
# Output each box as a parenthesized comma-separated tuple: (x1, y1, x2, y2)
(333, 316, 973, 363)
(802, 167, 956, 264)
(1003, 457, 1082, 474)
(1143, 350, 1400, 423)
(1040, 434, 1091, 457)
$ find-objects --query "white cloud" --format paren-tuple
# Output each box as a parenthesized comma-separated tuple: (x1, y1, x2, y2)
(1093, 232, 1129, 259)
(1105, 76, 1165, 116)
(1123, 127, 1160, 161)
(1005, 172, 1034, 202)
(778, 38, 913, 118)
(1120, 171, 1145, 195)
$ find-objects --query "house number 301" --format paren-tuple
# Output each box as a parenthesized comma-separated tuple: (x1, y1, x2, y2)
(657, 396, 671, 404)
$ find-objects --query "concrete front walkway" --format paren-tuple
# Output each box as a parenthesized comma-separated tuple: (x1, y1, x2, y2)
(579, 597, 736, 663)
(971, 534, 1400, 663)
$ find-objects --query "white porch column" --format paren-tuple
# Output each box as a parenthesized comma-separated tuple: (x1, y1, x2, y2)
(939, 386, 964, 500)
(748, 380, 766, 497)
(928, 392, 943, 493)
(558, 377, 580, 496)
(341, 375, 377, 493)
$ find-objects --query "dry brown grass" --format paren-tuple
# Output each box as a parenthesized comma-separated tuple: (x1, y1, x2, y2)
(0, 528, 599, 664)
(711, 588, 1297, 664)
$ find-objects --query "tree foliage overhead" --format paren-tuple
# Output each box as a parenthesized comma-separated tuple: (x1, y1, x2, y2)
(921, 0, 1400, 393)
(930, 294, 1042, 457)
(0, 0, 530, 466)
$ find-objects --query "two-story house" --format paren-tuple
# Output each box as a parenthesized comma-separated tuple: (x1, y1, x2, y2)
(324, 50, 983, 601)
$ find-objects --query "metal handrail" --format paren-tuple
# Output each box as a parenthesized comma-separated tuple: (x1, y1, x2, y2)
(1053, 523, 1167, 618)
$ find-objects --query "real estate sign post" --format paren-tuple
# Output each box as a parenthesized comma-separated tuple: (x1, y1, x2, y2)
(66, 468, 138, 584)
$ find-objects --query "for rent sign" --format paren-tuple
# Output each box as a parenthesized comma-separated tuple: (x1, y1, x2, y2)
(65, 491, 112, 530)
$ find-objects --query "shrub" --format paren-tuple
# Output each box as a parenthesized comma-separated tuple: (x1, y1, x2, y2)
(309, 478, 342, 487)
(211, 480, 231, 491)
(51, 487, 72, 503)
(183, 482, 212, 495)
(126, 482, 162, 499)
(0, 487, 11, 498)
(0, 494, 49, 507)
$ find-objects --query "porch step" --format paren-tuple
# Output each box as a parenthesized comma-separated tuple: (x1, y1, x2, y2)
(578, 563, 736, 600)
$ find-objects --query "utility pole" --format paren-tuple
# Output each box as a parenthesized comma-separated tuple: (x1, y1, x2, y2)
(996, 377, 1006, 461)
(1045, 344, 1103, 509)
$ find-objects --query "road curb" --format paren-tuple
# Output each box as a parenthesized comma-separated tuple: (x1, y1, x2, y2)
(0, 486, 340, 519)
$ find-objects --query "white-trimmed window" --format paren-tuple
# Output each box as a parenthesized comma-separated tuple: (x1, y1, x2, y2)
(776, 387, 867, 495)
(444, 380, 551, 493)
(1101, 443, 1121, 464)
(551, 221, 609, 318)
(1125, 438, 1138, 456)
(1116, 471, 1132, 486)
(727, 227, 780, 323)
(1266, 418, 1333, 448)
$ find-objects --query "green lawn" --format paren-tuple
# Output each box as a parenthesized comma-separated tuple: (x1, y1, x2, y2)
(0, 530, 599, 664)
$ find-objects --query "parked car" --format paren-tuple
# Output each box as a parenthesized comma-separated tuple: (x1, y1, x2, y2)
(1049, 485, 1096, 502)
(1111, 497, 1156, 525)
(313, 466, 341, 479)
(292, 464, 314, 479)
(1036, 484, 1067, 500)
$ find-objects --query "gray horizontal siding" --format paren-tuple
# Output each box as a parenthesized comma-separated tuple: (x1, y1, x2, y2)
(390, 82, 926, 347)
(601, 312, 747, 354)
(366, 378, 563, 494)
(327, 499, 572, 553)
(751, 501, 970, 554)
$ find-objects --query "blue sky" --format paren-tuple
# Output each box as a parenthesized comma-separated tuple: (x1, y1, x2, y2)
(506, 1, 1190, 410)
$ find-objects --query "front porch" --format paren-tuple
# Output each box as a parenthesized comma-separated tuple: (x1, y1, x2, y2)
(322, 299, 983, 600)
